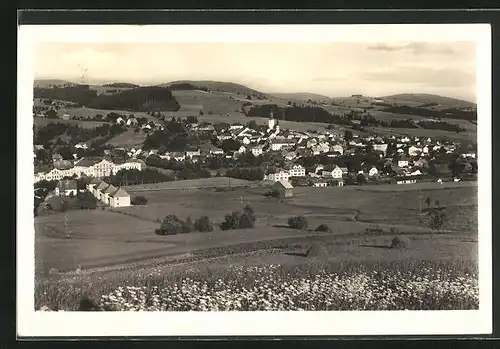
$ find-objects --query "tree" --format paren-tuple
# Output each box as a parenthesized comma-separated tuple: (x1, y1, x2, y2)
(425, 196, 432, 208)
(159, 214, 190, 235)
(194, 216, 214, 232)
(131, 195, 148, 205)
(243, 204, 256, 223)
(429, 211, 446, 230)
(344, 130, 353, 143)
(220, 139, 241, 153)
(45, 109, 58, 119)
(356, 173, 366, 185)
(246, 120, 258, 130)
(288, 215, 308, 229)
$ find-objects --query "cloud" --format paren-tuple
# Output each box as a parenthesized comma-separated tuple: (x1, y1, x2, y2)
(360, 66, 475, 88)
(367, 42, 457, 55)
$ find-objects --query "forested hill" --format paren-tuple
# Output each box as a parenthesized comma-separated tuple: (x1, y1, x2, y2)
(33, 85, 180, 112)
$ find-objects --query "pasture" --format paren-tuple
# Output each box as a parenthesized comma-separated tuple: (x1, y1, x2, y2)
(33, 118, 111, 129)
(35, 180, 478, 311)
(105, 129, 148, 148)
(35, 182, 478, 274)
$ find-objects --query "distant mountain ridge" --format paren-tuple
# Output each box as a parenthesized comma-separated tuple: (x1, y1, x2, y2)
(159, 80, 268, 97)
(34, 79, 475, 108)
(382, 93, 476, 108)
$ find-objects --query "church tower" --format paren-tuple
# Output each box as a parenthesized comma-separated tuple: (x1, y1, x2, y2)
(268, 111, 276, 130)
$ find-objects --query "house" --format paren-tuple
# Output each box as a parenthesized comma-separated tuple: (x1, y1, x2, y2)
(397, 157, 410, 168)
(186, 148, 201, 158)
(395, 176, 418, 185)
(373, 143, 388, 154)
(61, 114, 70, 120)
(368, 166, 379, 177)
(265, 170, 290, 182)
(284, 151, 297, 161)
(272, 180, 294, 198)
(250, 146, 264, 157)
(331, 166, 344, 179)
(54, 179, 78, 197)
(126, 117, 138, 126)
(408, 146, 422, 157)
(288, 164, 306, 177)
(209, 147, 225, 155)
(240, 136, 251, 145)
(52, 153, 63, 162)
(116, 117, 125, 125)
(101, 184, 118, 205)
(86, 177, 102, 195)
(237, 145, 247, 154)
(75, 142, 88, 150)
(109, 188, 131, 207)
(313, 180, 328, 187)
(461, 152, 477, 159)
(94, 181, 109, 201)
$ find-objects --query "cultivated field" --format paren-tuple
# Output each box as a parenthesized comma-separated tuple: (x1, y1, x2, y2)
(105, 129, 148, 148)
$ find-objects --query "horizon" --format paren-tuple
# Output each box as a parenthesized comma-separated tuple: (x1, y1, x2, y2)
(34, 42, 477, 103)
(32, 77, 477, 104)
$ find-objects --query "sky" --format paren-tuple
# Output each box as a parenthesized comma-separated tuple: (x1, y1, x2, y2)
(34, 41, 477, 102)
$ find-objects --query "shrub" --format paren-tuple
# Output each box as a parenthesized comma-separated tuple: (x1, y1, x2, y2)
(154, 228, 163, 235)
(315, 224, 330, 232)
(194, 216, 214, 232)
(389, 227, 400, 235)
(243, 204, 256, 223)
(306, 242, 329, 258)
(390, 236, 410, 249)
(220, 209, 255, 230)
(267, 189, 280, 198)
(288, 215, 308, 230)
(131, 195, 148, 205)
(429, 211, 447, 230)
(159, 214, 191, 235)
(78, 296, 100, 311)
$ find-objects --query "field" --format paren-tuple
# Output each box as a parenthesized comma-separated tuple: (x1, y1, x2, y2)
(35, 181, 478, 273)
(105, 129, 148, 148)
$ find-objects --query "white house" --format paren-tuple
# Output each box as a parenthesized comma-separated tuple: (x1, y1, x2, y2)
(210, 148, 224, 155)
(313, 181, 328, 187)
(101, 184, 118, 205)
(186, 148, 201, 158)
(398, 158, 410, 168)
(288, 164, 306, 177)
(368, 166, 379, 177)
(396, 176, 417, 185)
(109, 188, 131, 207)
(408, 146, 422, 156)
(237, 145, 247, 154)
(126, 117, 138, 126)
(250, 146, 264, 157)
(331, 144, 344, 155)
(230, 124, 244, 130)
(422, 146, 429, 154)
(116, 117, 125, 125)
(373, 144, 388, 154)
(75, 142, 88, 150)
(324, 166, 343, 179)
(265, 170, 289, 182)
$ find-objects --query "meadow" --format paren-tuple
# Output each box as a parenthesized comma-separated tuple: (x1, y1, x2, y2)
(35, 181, 478, 312)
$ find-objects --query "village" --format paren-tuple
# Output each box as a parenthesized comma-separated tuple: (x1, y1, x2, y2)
(33, 109, 478, 209)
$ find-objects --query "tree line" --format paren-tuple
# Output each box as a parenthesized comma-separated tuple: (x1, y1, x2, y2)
(34, 85, 181, 112)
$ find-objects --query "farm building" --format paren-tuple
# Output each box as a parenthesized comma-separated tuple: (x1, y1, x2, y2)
(54, 179, 78, 197)
(86, 179, 132, 207)
(273, 180, 294, 198)
(86, 177, 102, 195)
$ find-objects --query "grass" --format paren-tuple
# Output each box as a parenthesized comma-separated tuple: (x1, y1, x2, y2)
(35, 183, 478, 274)
(106, 129, 148, 148)
(36, 259, 478, 311)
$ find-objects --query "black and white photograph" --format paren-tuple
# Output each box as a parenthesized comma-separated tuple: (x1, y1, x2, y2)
(17, 23, 491, 337)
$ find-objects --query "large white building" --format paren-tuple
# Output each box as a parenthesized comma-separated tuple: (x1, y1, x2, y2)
(288, 164, 306, 177)
(265, 170, 290, 182)
(34, 158, 143, 183)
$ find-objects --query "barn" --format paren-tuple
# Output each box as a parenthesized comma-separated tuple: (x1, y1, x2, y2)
(273, 179, 294, 198)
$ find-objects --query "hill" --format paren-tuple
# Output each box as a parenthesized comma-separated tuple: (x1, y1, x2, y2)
(34, 79, 77, 88)
(33, 85, 180, 112)
(160, 80, 268, 98)
(102, 82, 140, 88)
(382, 94, 476, 109)
(271, 92, 332, 102)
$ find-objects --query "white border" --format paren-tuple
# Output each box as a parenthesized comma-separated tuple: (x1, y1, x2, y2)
(17, 24, 492, 337)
